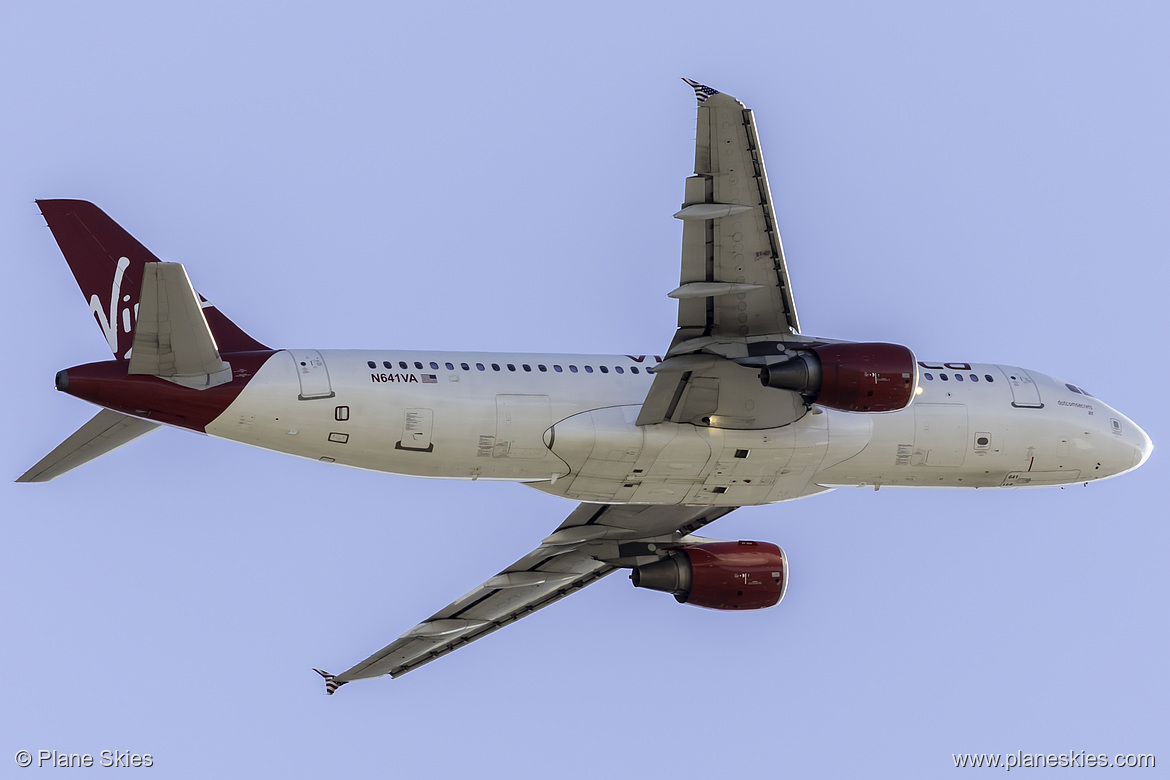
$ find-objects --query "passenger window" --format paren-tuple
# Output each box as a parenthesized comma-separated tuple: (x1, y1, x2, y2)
(940, 373, 949, 381)
(491, 363, 500, 371)
(984, 374, 994, 382)
(615, 366, 624, 374)
(970, 374, 978, 382)
(367, 361, 376, 369)
(445, 362, 454, 370)
(954, 373, 964, 382)
(923, 373, 933, 381)
(599, 366, 609, 374)
(569, 365, 578, 373)
(522, 364, 531, 372)
(460, 362, 469, 370)
(382, 361, 392, 369)
(631, 367, 639, 374)
(430, 362, 438, 370)
(476, 363, 485, 371)
(584, 366, 594, 373)
(553, 365, 563, 373)
(507, 364, 516, 371)
(399, 361, 408, 370)
(538, 364, 547, 372)
(414, 361, 422, 370)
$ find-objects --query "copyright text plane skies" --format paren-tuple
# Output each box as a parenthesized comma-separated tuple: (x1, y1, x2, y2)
(20, 80, 1153, 693)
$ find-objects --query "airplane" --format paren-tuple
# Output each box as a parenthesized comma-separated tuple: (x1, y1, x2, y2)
(20, 80, 1153, 694)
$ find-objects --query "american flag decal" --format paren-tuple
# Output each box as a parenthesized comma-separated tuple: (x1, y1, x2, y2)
(683, 78, 719, 105)
(313, 668, 346, 695)
(421, 374, 437, 384)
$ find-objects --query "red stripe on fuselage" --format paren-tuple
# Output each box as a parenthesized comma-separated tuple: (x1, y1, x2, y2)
(58, 350, 279, 432)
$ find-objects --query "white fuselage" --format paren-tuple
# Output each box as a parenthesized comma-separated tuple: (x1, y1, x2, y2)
(205, 350, 1151, 506)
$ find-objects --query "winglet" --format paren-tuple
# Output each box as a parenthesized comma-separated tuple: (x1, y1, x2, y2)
(313, 668, 346, 695)
(682, 78, 719, 105)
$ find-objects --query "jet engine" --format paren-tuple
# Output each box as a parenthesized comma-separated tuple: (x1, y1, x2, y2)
(630, 541, 788, 610)
(758, 342, 916, 412)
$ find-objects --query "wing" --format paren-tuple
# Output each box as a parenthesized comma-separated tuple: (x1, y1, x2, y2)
(674, 79, 799, 341)
(317, 503, 735, 692)
(637, 80, 811, 428)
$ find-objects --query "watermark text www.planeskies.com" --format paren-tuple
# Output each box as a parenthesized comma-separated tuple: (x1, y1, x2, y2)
(953, 750, 1154, 770)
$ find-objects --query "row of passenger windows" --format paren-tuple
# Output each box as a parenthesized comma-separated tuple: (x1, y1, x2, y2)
(922, 372, 994, 383)
(366, 359, 651, 375)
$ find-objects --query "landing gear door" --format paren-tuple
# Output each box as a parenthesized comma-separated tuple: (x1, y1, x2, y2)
(287, 349, 335, 400)
(997, 366, 1043, 409)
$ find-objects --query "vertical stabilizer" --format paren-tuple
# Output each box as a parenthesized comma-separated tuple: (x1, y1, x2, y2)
(37, 200, 268, 357)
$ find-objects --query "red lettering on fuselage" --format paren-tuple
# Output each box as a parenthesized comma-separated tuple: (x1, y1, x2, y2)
(370, 373, 419, 383)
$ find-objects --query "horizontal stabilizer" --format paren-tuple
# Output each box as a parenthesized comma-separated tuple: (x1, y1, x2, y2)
(17, 409, 160, 483)
(128, 262, 232, 389)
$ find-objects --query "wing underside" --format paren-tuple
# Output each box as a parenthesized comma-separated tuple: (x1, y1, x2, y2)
(637, 81, 812, 429)
(675, 83, 799, 340)
(322, 503, 735, 690)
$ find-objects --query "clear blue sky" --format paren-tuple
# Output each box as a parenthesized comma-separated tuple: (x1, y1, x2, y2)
(2, 2, 1166, 777)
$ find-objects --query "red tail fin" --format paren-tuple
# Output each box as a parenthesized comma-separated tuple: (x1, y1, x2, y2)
(37, 200, 268, 357)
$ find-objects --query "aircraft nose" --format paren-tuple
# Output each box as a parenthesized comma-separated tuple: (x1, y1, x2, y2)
(1130, 420, 1154, 470)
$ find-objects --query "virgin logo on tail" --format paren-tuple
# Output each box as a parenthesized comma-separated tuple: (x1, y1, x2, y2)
(89, 256, 138, 358)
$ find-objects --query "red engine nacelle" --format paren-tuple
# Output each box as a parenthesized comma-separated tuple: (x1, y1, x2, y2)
(758, 342, 917, 412)
(630, 541, 788, 610)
